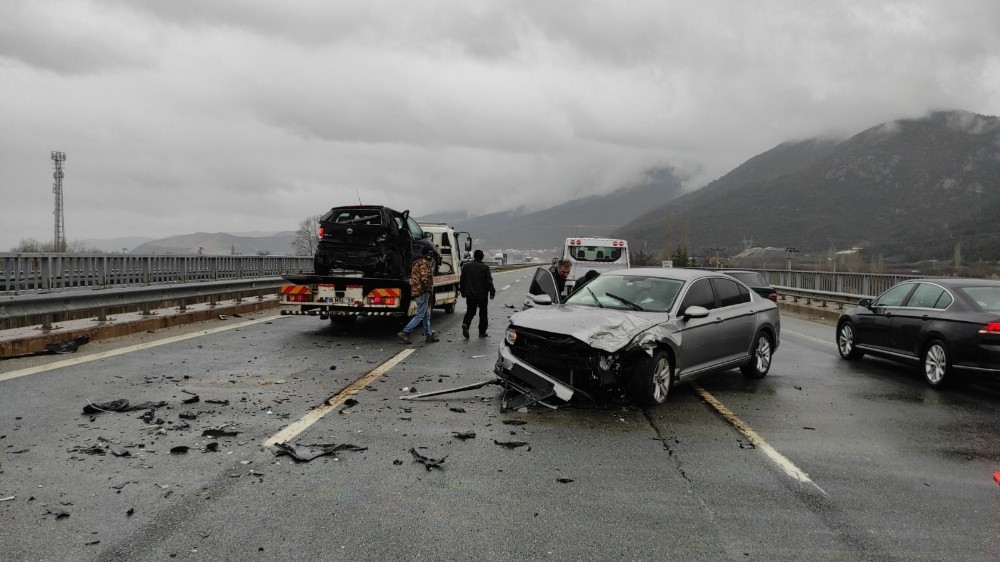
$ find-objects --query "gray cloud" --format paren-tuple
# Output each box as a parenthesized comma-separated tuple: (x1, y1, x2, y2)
(2, 0, 999, 250)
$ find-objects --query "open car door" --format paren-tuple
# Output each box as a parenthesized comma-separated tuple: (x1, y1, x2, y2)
(523, 267, 560, 310)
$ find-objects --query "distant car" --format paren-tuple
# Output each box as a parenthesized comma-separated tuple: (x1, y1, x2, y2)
(723, 270, 777, 302)
(495, 267, 780, 407)
(836, 278, 1000, 387)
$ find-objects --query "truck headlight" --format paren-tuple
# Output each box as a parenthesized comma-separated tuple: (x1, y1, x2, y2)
(504, 328, 517, 346)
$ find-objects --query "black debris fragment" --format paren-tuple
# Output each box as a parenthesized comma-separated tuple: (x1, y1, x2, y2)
(329, 365, 337, 371)
(169, 446, 190, 454)
(109, 448, 131, 457)
(272, 442, 368, 462)
(205, 399, 230, 405)
(67, 445, 106, 455)
(494, 440, 529, 449)
(47, 509, 70, 519)
(126, 507, 135, 517)
(392, 459, 403, 466)
(449, 407, 466, 413)
(452, 431, 476, 440)
(409, 448, 446, 471)
(342, 398, 358, 409)
(82, 400, 168, 415)
(556, 478, 575, 484)
(46, 336, 90, 354)
(202, 428, 238, 438)
(203, 442, 220, 453)
(178, 412, 198, 420)
(501, 420, 527, 426)
(182, 395, 200, 404)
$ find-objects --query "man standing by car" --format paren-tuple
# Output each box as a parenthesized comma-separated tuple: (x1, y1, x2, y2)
(459, 250, 496, 338)
(552, 259, 572, 300)
(398, 246, 439, 344)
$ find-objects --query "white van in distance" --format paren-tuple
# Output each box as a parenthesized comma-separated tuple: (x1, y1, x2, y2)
(562, 237, 630, 293)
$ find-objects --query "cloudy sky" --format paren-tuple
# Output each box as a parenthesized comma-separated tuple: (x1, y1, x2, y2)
(2, 1, 999, 250)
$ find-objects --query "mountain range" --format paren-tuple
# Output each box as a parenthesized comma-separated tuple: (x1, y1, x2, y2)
(102, 109, 999, 265)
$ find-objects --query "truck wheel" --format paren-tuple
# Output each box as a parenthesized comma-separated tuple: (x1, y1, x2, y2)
(444, 303, 455, 313)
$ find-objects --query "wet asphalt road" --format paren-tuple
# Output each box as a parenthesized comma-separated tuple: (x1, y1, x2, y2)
(1, 268, 999, 561)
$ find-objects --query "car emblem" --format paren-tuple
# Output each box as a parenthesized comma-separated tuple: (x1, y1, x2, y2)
(346, 228, 353, 235)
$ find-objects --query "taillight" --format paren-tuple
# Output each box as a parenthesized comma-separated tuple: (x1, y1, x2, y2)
(368, 295, 397, 306)
(768, 293, 778, 302)
(317, 227, 325, 238)
(978, 321, 1000, 334)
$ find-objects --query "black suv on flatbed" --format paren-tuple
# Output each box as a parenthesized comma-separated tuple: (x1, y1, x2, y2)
(313, 205, 430, 278)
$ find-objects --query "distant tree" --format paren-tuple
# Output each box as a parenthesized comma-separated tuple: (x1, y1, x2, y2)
(256, 250, 271, 256)
(671, 247, 690, 267)
(292, 215, 321, 256)
(631, 245, 659, 267)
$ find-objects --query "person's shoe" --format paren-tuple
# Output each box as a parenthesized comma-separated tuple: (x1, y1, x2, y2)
(397, 331, 410, 344)
(425, 335, 440, 343)
(479, 332, 488, 338)
(461, 324, 470, 339)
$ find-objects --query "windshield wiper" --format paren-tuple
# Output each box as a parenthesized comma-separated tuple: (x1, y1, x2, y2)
(585, 287, 604, 308)
(605, 292, 642, 311)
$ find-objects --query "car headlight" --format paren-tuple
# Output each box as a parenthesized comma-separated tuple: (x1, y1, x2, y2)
(505, 328, 517, 346)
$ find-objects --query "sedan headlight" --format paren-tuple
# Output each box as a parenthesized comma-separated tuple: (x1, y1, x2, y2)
(505, 328, 517, 346)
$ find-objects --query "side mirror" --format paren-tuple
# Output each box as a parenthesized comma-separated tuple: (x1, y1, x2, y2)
(464, 238, 472, 252)
(858, 298, 872, 308)
(681, 305, 710, 320)
(529, 293, 554, 306)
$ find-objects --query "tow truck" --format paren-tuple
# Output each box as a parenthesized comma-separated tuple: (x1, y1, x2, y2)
(279, 216, 471, 323)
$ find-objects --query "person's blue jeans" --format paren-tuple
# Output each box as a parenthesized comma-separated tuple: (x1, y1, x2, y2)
(403, 293, 432, 336)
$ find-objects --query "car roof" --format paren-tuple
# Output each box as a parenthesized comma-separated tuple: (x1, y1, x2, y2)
(600, 267, 728, 281)
(905, 278, 1000, 288)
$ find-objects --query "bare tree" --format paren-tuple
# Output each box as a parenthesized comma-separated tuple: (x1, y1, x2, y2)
(292, 215, 322, 256)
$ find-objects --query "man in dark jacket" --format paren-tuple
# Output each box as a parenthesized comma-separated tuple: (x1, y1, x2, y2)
(459, 250, 496, 338)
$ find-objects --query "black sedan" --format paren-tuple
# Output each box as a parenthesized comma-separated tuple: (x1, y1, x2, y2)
(723, 270, 778, 302)
(836, 278, 1000, 387)
(495, 267, 780, 408)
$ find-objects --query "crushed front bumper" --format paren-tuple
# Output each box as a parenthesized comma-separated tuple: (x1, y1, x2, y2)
(494, 345, 576, 403)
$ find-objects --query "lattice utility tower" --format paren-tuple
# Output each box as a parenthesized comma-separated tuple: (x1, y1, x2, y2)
(51, 151, 66, 252)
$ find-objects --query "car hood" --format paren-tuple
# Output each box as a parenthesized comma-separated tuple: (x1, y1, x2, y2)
(509, 305, 667, 353)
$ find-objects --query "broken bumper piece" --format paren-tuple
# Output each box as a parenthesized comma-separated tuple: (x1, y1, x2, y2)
(495, 346, 575, 404)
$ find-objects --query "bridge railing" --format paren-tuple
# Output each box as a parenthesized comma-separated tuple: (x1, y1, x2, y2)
(0, 253, 314, 294)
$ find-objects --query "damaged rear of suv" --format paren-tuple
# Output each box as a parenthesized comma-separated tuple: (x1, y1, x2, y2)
(313, 205, 429, 278)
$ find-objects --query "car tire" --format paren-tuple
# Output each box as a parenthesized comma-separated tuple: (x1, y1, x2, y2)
(836, 321, 864, 360)
(628, 350, 672, 407)
(922, 339, 954, 388)
(740, 331, 772, 379)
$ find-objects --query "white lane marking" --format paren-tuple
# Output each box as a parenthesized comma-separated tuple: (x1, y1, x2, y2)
(0, 315, 282, 383)
(262, 348, 414, 447)
(500, 285, 512, 291)
(783, 328, 836, 348)
(694, 385, 827, 496)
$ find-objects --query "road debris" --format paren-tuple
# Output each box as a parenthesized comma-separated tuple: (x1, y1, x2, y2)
(410, 448, 447, 470)
(494, 440, 529, 449)
(271, 442, 367, 462)
(452, 431, 476, 440)
(202, 427, 238, 438)
(82, 399, 168, 415)
(46, 336, 90, 354)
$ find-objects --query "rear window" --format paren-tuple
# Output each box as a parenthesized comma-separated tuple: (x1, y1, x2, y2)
(961, 286, 1000, 312)
(726, 271, 768, 286)
(322, 208, 383, 226)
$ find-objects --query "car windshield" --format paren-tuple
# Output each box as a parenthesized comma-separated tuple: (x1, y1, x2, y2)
(961, 286, 1000, 312)
(564, 274, 683, 312)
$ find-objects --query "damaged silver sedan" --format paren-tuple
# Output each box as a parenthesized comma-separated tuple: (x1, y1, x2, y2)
(495, 267, 780, 408)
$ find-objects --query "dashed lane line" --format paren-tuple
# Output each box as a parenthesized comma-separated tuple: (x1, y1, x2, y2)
(262, 348, 414, 447)
(694, 384, 827, 496)
(0, 314, 282, 383)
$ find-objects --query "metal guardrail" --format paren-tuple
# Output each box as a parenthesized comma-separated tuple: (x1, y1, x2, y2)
(0, 278, 284, 331)
(0, 253, 313, 293)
